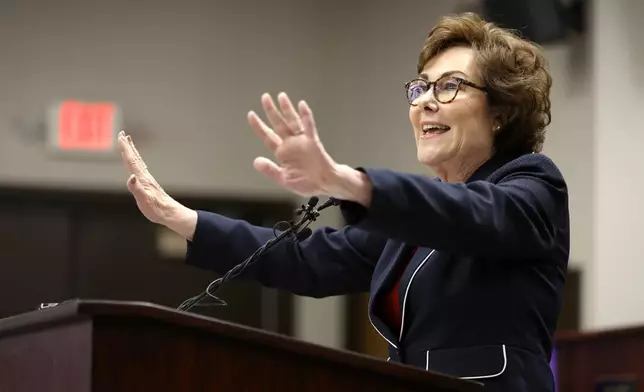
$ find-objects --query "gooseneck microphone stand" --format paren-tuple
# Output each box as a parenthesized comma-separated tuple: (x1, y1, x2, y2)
(177, 196, 338, 312)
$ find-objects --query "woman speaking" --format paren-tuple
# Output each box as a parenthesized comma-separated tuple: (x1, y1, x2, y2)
(119, 12, 569, 391)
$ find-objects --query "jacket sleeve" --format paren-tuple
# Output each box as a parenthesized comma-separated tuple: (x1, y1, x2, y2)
(339, 154, 568, 258)
(184, 210, 386, 298)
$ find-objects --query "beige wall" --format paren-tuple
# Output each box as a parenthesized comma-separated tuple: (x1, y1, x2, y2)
(591, 0, 644, 330)
(0, 0, 330, 197)
(0, 0, 640, 348)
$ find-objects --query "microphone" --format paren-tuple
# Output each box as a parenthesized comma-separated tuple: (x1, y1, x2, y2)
(316, 197, 339, 212)
(295, 196, 319, 215)
(177, 196, 338, 312)
(307, 195, 320, 208)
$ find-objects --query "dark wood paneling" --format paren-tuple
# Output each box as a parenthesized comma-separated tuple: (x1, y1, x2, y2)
(0, 186, 295, 335)
(0, 204, 71, 317)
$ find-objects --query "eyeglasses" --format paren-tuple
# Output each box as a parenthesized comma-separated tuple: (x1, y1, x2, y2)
(404, 75, 486, 105)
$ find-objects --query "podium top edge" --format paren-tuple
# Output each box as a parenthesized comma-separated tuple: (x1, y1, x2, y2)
(555, 323, 644, 344)
(0, 299, 246, 336)
(0, 299, 482, 391)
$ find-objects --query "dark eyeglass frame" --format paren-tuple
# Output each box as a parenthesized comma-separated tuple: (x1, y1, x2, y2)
(404, 76, 487, 105)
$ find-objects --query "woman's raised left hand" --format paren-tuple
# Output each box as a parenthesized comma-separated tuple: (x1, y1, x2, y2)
(248, 92, 341, 197)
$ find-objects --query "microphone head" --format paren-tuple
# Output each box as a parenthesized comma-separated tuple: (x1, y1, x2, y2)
(296, 227, 313, 241)
(307, 196, 319, 207)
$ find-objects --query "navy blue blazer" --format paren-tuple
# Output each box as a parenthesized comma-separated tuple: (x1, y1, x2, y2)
(185, 151, 569, 392)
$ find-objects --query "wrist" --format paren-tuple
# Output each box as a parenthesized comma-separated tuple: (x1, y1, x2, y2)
(328, 164, 373, 208)
(163, 201, 198, 241)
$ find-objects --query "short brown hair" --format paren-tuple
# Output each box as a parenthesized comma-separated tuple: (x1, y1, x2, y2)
(418, 12, 552, 154)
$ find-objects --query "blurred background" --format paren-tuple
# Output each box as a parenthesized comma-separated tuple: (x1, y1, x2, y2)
(0, 0, 639, 386)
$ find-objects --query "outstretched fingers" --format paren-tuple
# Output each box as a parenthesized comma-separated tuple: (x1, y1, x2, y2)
(118, 131, 146, 177)
(248, 111, 282, 151)
(277, 92, 304, 134)
(127, 135, 147, 173)
(118, 131, 162, 194)
(261, 93, 295, 139)
(298, 100, 318, 139)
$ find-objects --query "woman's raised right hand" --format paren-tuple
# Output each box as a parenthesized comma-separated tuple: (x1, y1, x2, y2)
(118, 131, 198, 241)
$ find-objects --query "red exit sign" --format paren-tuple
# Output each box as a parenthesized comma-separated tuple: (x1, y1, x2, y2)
(48, 100, 122, 154)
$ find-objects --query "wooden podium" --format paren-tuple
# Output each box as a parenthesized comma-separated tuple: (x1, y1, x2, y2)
(554, 326, 644, 391)
(0, 299, 482, 392)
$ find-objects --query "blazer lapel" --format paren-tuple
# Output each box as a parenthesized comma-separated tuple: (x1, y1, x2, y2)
(370, 242, 410, 300)
(397, 247, 433, 341)
(368, 245, 434, 347)
(367, 242, 411, 348)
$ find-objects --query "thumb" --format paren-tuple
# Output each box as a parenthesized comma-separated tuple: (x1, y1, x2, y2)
(253, 157, 284, 185)
(127, 174, 148, 198)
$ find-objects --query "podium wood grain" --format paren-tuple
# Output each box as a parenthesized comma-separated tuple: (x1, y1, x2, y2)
(555, 326, 644, 391)
(0, 299, 482, 392)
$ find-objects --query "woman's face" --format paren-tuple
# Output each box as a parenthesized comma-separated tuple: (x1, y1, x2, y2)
(408, 46, 497, 175)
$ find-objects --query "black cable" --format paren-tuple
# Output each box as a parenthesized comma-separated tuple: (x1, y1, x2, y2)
(177, 197, 336, 312)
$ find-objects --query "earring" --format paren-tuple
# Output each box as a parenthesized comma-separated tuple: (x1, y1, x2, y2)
(493, 125, 501, 132)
